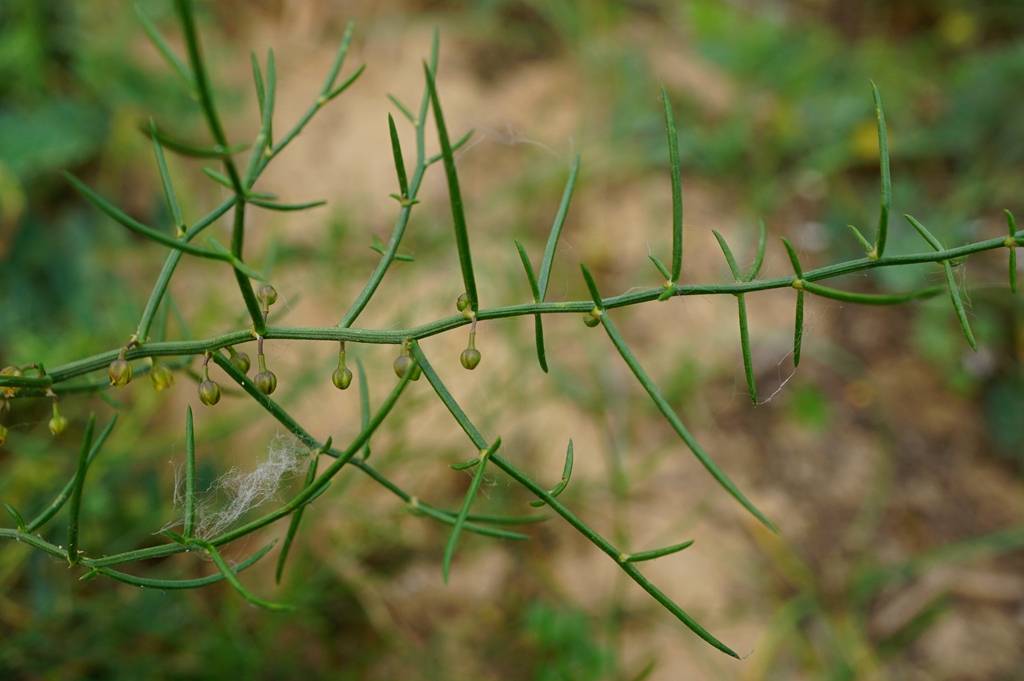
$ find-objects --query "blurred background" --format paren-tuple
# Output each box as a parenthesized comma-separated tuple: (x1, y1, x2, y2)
(1, 1, 1023, 679)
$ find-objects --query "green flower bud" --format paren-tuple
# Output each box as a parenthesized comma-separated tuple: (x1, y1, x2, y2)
(108, 358, 133, 386)
(583, 309, 601, 327)
(456, 293, 470, 311)
(49, 413, 68, 437)
(254, 370, 278, 395)
(460, 347, 481, 370)
(257, 284, 278, 307)
(150, 363, 175, 392)
(1, 366, 21, 399)
(332, 366, 353, 390)
(199, 379, 221, 406)
(393, 355, 419, 380)
(0, 424, 8, 447)
(229, 350, 251, 374)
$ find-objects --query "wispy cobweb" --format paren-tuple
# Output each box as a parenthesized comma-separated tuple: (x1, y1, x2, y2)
(167, 433, 310, 539)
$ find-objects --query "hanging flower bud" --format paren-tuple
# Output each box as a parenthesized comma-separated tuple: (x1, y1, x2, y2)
(456, 293, 470, 312)
(257, 284, 278, 307)
(1, 366, 22, 398)
(254, 370, 278, 395)
(48, 403, 68, 436)
(460, 347, 481, 370)
(393, 354, 414, 379)
(0, 424, 8, 447)
(199, 379, 221, 406)
(150, 362, 174, 392)
(108, 356, 132, 386)
(229, 349, 251, 374)
(332, 366, 353, 390)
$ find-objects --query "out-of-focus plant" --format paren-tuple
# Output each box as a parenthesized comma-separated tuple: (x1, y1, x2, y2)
(0, 0, 1022, 660)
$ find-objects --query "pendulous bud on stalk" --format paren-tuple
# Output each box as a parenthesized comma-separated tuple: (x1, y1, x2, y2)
(228, 348, 251, 374)
(109, 355, 133, 386)
(254, 370, 278, 395)
(199, 379, 221, 406)
(150, 361, 174, 392)
(460, 347, 481, 370)
(332, 367, 353, 390)
(48, 402, 68, 436)
(257, 284, 278, 307)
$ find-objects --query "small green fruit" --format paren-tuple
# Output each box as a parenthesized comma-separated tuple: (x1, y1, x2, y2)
(254, 370, 278, 395)
(109, 358, 133, 386)
(230, 351, 251, 374)
(460, 347, 481, 370)
(49, 413, 68, 437)
(456, 293, 469, 312)
(257, 284, 278, 306)
(199, 379, 221, 406)
(332, 366, 353, 390)
(150, 363, 175, 392)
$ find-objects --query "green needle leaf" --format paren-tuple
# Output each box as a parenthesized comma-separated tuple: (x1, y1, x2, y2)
(94, 540, 275, 590)
(781, 237, 805, 366)
(715, 231, 756, 403)
(356, 358, 372, 459)
(203, 541, 294, 611)
(745, 219, 767, 281)
(1006, 210, 1018, 294)
(183, 406, 196, 539)
(324, 64, 367, 103)
(3, 503, 26, 531)
(442, 438, 502, 583)
(250, 52, 265, 122)
(648, 254, 671, 282)
(538, 155, 581, 300)
(369, 237, 414, 262)
(321, 21, 356, 95)
(247, 198, 327, 212)
(624, 539, 694, 563)
(144, 123, 249, 158)
(425, 129, 475, 166)
(594, 306, 776, 532)
(149, 120, 184, 232)
(661, 87, 683, 282)
(801, 281, 943, 305)
(425, 62, 479, 312)
(530, 439, 574, 507)
(65, 172, 225, 261)
(67, 414, 97, 565)
(580, 264, 603, 310)
(905, 214, 977, 350)
(735, 294, 757, 404)
(871, 81, 891, 259)
(275, 450, 320, 584)
(848, 224, 873, 253)
(134, 4, 193, 91)
(26, 416, 117, 533)
(387, 94, 415, 124)
(408, 502, 529, 541)
(388, 114, 410, 200)
(514, 239, 549, 372)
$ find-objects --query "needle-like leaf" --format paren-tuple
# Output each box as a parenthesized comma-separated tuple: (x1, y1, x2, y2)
(714, 230, 756, 403)
(149, 120, 184, 233)
(871, 81, 891, 259)
(67, 414, 97, 565)
(356, 358, 372, 459)
(203, 541, 294, 611)
(275, 448, 321, 583)
(529, 439, 574, 508)
(1006, 210, 1018, 294)
(781, 238, 806, 366)
(425, 62, 479, 312)
(183, 407, 197, 539)
(388, 114, 409, 200)
(583, 271, 777, 532)
(442, 438, 502, 583)
(92, 540, 275, 590)
(624, 539, 694, 563)
(26, 416, 118, 532)
(662, 87, 683, 282)
(905, 214, 977, 350)
(134, 4, 193, 91)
